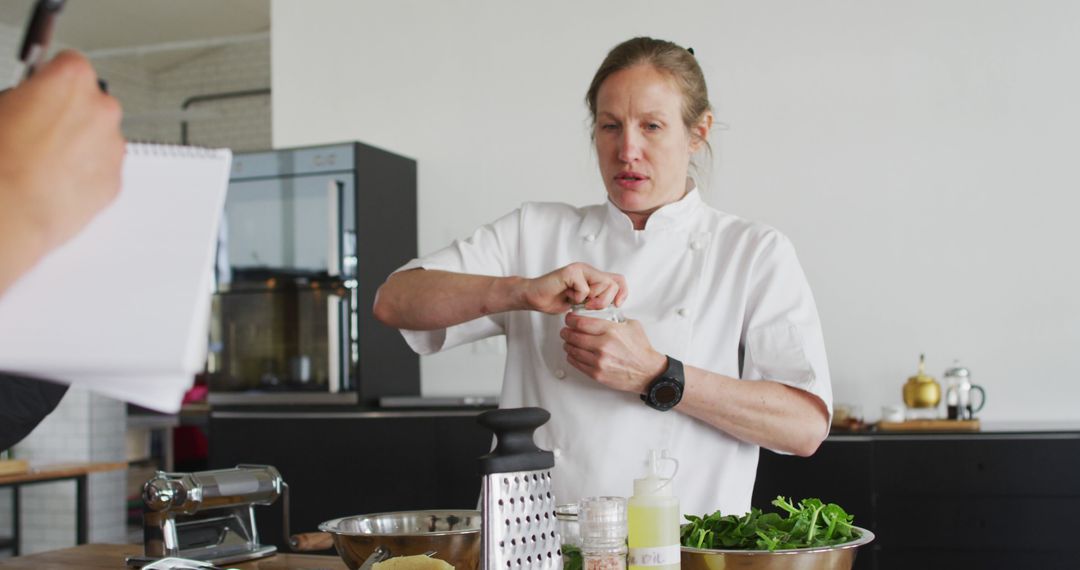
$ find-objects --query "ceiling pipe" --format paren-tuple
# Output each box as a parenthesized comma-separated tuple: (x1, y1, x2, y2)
(180, 88, 271, 145)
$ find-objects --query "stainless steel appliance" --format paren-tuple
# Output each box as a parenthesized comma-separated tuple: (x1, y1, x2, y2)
(207, 142, 419, 405)
(127, 465, 288, 567)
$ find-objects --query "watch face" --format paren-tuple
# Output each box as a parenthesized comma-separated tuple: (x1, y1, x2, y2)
(653, 382, 680, 404)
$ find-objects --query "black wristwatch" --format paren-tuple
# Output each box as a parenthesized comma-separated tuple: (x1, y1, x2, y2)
(641, 355, 684, 411)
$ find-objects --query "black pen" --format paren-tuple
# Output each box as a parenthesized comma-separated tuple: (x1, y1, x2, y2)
(16, 0, 106, 92)
(18, 0, 66, 80)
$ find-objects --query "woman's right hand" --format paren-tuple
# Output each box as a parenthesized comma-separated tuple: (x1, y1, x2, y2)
(518, 262, 628, 314)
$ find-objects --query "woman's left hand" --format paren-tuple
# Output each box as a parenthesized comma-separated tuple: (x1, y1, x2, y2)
(561, 312, 667, 394)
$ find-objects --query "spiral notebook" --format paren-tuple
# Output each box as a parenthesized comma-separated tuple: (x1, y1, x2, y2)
(0, 143, 232, 412)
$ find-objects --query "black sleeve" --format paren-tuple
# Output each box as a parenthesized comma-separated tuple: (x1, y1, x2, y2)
(0, 373, 69, 451)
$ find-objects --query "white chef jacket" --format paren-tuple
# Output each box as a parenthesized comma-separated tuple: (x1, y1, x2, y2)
(393, 188, 831, 517)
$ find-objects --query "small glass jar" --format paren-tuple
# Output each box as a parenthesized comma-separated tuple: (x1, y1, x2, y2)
(579, 496, 627, 570)
(556, 503, 582, 570)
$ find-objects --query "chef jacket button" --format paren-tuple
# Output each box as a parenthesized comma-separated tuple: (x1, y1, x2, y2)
(690, 240, 704, 250)
(677, 308, 689, 318)
(554, 369, 567, 379)
(553, 448, 562, 458)
(584, 234, 597, 242)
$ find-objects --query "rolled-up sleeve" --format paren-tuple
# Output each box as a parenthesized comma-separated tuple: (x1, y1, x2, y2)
(740, 231, 832, 419)
(391, 209, 521, 355)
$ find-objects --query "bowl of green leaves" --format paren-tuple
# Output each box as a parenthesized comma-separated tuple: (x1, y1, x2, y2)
(680, 496, 874, 570)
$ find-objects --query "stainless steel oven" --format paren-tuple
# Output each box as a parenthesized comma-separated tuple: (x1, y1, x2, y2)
(207, 142, 419, 405)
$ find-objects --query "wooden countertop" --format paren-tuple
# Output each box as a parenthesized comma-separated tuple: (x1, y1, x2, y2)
(0, 544, 348, 569)
(0, 461, 127, 485)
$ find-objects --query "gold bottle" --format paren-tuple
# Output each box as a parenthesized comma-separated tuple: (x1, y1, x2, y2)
(903, 353, 941, 408)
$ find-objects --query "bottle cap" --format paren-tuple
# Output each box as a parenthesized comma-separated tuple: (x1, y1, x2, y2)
(633, 449, 678, 497)
(578, 496, 626, 540)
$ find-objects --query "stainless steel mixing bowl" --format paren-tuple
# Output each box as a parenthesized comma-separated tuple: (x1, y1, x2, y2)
(317, 509, 481, 570)
(680, 526, 875, 570)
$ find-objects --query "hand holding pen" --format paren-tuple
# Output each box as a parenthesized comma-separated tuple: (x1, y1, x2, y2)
(0, 1, 124, 294)
(18, 0, 65, 80)
(16, 0, 106, 92)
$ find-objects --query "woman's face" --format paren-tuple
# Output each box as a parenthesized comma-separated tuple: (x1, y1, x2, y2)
(594, 64, 706, 224)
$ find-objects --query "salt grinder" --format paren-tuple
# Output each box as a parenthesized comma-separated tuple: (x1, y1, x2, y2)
(478, 407, 563, 570)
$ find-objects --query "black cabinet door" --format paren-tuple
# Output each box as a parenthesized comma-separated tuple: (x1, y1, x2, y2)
(754, 441, 875, 524)
(873, 437, 1080, 568)
(755, 435, 1080, 570)
(754, 440, 876, 570)
(208, 413, 493, 551)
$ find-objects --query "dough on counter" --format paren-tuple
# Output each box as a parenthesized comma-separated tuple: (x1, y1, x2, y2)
(371, 554, 454, 570)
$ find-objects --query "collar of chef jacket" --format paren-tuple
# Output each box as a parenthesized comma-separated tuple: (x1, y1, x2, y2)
(594, 186, 704, 235)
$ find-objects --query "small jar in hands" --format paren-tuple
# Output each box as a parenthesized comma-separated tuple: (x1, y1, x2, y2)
(571, 304, 626, 323)
(579, 496, 628, 570)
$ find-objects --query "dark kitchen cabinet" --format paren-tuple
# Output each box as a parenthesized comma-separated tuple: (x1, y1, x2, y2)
(208, 409, 493, 552)
(754, 428, 1080, 570)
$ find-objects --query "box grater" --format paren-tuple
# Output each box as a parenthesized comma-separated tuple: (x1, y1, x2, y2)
(477, 408, 563, 570)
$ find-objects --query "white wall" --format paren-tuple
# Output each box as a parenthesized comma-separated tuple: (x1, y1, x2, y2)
(272, 0, 1080, 421)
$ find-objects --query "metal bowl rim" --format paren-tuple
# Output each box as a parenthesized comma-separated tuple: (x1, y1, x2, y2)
(318, 509, 482, 537)
(680, 525, 875, 556)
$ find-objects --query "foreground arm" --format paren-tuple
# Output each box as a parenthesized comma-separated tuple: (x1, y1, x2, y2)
(373, 262, 629, 331)
(679, 365, 828, 456)
(561, 313, 829, 456)
(0, 51, 124, 295)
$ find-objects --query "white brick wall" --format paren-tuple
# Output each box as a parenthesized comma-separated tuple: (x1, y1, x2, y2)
(0, 20, 271, 150)
(144, 39, 272, 151)
(0, 21, 21, 87)
(1, 388, 126, 556)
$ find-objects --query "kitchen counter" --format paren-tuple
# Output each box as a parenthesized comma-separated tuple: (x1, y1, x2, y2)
(828, 420, 1080, 441)
(0, 544, 347, 569)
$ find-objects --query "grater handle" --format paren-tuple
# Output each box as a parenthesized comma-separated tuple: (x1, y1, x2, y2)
(477, 407, 555, 474)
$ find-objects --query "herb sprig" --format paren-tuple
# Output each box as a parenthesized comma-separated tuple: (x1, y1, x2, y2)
(680, 496, 856, 551)
(561, 544, 583, 570)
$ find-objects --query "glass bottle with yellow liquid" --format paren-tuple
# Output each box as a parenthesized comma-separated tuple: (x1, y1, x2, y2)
(627, 450, 680, 570)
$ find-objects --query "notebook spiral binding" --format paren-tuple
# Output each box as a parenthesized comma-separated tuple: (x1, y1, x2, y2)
(126, 142, 229, 158)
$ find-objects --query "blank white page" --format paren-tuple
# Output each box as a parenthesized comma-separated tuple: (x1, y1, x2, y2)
(0, 143, 231, 412)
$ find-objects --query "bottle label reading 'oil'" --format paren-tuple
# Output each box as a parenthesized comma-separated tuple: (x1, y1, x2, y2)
(627, 545, 680, 567)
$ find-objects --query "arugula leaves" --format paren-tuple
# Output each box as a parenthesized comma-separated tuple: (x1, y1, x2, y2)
(680, 496, 857, 551)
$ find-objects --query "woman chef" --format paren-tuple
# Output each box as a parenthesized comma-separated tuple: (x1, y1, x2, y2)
(372, 37, 832, 516)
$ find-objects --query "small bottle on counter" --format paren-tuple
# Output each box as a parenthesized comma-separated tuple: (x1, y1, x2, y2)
(627, 450, 680, 570)
(556, 503, 583, 570)
(579, 496, 628, 570)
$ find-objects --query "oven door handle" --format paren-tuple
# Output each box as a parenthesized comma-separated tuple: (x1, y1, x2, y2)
(327, 180, 345, 277)
(327, 292, 352, 394)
